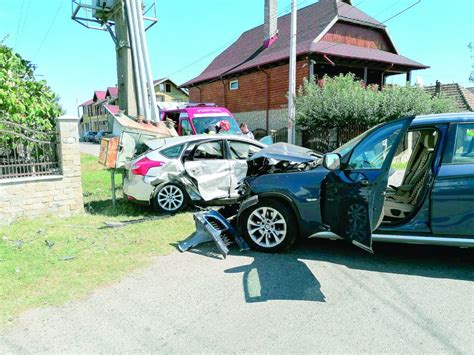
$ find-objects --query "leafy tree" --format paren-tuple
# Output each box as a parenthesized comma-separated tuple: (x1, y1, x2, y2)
(0, 43, 62, 131)
(296, 73, 457, 133)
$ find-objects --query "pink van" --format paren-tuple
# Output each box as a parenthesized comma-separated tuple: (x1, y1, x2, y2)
(161, 103, 241, 136)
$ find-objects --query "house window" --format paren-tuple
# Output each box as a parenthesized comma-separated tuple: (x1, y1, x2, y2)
(156, 95, 165, 102)
(165, 83, 171, 93)
(229, 80, 239, 91)
(159, 83, 165, 92)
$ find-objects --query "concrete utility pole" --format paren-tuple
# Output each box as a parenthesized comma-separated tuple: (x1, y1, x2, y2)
(288, 0, 297, 145)
(114, 1, 138, 118)
(71, 0, 158, 120)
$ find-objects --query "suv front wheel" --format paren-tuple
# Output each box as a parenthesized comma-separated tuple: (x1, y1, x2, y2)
(239, 199, 297, 252)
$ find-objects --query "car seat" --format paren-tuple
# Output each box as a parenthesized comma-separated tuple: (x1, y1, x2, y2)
(384, 132, 437, 219)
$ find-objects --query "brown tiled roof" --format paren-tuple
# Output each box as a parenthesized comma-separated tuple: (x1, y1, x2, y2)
(311, 41, 425, 68)
(182, 0, 427, 87)
(424, 83, 474, 112)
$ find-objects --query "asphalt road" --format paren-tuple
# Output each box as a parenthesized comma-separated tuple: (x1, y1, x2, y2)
(1, 240, 472, 353)
(79, 142, 100, 157)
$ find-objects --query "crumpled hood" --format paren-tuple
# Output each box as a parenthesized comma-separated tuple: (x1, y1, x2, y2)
(247, 142, 322, 176)
(248, 142, 321, 163)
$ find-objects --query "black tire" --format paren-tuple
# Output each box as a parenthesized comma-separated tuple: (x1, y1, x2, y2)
(238, 199, 297, 252)
(152, 183, 188, 213)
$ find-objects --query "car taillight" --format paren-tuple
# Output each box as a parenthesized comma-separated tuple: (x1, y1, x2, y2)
(131, 157, 165, 176)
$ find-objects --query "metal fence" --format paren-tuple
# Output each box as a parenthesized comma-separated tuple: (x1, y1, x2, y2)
(252, 125, 368, 152)
(302, 124, 369, 153)
(0, 119, 61, 180)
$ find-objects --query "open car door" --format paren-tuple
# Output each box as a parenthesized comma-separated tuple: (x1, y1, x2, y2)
(183, 139, 231, 201)
(322, 117, 414, 252)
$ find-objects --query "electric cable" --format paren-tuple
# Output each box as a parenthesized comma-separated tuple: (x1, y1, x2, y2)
(33, 0, 64, 60)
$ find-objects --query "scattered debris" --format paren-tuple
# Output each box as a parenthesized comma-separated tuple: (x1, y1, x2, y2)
(102, 215, 171, 229)
(44, 240, 55, 249)
(12, 240, 24, 249)
(36, 229, 45, 235)
(59, 256, 76, 261)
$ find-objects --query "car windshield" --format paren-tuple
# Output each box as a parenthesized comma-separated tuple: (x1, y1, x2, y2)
(192, 116, 241, 135)
(333, 124, 381, 158)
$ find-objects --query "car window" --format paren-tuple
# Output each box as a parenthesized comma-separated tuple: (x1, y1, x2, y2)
(348, 120, 405, 170)
(193, 141, 223, 160)
(181, 119, 193, 136)
(451, 124, 474, 164)
(160, 144, 184, 159)
(229, 141, 262, 159)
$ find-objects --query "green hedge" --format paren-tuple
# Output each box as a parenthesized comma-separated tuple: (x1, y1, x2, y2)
(296, 74, 457, 133)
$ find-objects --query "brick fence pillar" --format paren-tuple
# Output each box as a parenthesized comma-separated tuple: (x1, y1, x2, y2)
(57, 115, 84, 214)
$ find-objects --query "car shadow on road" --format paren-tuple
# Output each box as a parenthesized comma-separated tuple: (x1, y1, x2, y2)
(181, 234, 473, 303)
(213, 238, 473, 304)
(293, 238, 474, 282)
(225, 249, 326, 303)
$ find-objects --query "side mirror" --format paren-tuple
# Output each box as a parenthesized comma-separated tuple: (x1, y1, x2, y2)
(322, 153, 341, 171)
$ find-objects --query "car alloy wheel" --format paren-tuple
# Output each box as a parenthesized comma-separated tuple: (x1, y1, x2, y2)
(247, 206, 288, 248)
(157, 185, 185, 212)
(345, 202, 369, 241)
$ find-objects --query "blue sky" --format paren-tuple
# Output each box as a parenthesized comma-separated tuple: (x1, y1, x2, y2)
(1, 0, 473, 115)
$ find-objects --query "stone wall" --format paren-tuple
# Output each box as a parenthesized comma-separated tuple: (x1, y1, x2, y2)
(0, 116, 84, 226)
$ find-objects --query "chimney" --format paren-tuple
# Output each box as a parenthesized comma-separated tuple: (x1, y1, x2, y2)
(263, 0, 279, 48)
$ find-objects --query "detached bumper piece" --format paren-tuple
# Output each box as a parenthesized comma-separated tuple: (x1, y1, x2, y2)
(178, 210, 249, 259)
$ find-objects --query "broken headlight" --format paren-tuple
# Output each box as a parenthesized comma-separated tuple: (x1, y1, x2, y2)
(237, 181, 251, 198)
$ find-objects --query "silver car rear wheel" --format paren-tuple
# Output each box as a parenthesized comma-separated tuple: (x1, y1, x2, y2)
(156, 184, 185, 212)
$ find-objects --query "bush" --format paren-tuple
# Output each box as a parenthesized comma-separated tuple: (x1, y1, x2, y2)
(296, 73, 457, 133)
(0, 43, 62, 131)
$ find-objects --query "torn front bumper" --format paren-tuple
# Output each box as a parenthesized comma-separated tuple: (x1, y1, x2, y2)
(178, 210, 249, 259)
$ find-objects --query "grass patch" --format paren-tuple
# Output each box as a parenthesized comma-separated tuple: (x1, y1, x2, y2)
(0, 154, 194, 325)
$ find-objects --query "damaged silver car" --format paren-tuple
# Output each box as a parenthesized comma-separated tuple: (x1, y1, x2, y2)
(123, 135, 266, 212)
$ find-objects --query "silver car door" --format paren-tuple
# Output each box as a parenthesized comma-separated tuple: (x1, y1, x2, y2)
(183, 140, 231, 201)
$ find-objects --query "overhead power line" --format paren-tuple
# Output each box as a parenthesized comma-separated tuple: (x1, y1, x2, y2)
(171, 0, 421, 84)
(14, 0, 25, 49)
(373, 0, 403, 18)
(18, 0, 32, 46)
(165, 0, 313, 80)
(33, 0, 64, 60)
(382, 0, 421, 23)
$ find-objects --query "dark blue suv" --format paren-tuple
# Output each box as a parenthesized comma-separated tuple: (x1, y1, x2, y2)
(236, 113, 474, 253)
